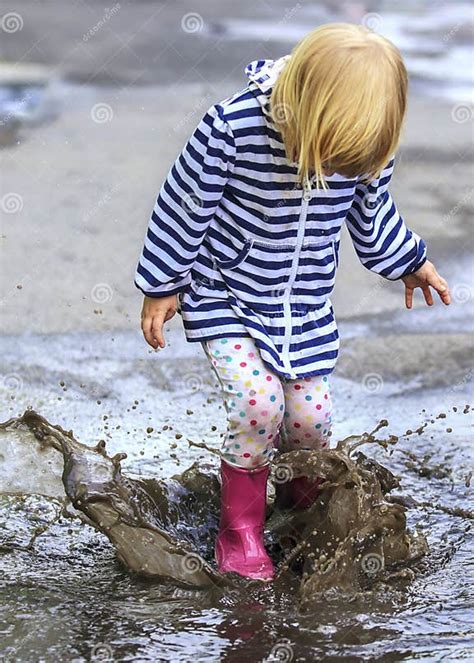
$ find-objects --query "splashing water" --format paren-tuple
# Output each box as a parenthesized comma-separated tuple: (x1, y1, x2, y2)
(1, 403, 472, 660)
(3, 409, 462, 596)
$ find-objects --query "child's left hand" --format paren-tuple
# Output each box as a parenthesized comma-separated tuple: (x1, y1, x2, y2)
(400, 260, 451, 309)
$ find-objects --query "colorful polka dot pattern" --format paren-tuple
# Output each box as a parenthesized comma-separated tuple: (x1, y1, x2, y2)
(278, 374, 332, 453)
(202, 337, 333, 469)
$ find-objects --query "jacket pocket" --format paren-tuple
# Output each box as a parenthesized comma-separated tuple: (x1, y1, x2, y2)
(215, 238, 295, 304)
(213, 238, 255, 270)
(293, 238, 337, 301)
(190, 238, 256, 300)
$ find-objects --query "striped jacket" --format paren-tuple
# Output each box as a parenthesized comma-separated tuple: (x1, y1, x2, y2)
(135, 56, 427, 379)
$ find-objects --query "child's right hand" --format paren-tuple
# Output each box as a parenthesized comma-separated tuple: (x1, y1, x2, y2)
(140, 294, 178, 350)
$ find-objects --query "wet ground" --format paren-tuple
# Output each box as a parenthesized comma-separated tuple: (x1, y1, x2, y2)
(0, 0, 472, 101)
(0, 320, 473, 661)
(0, 0, 473, 661)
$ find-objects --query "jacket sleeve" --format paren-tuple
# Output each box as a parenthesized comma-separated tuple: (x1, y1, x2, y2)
(345, 155, 427, 280)
(134, 104, 236, 298)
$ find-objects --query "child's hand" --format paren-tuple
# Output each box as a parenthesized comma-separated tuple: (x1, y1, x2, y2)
(400, 260, 451, 309)
(141, 294, 178, 349)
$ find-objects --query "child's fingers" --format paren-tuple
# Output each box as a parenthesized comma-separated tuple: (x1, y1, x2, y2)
(142, 314, 161, 349)
(141, 316, 155, 349)
(437, 289, 451, 305)
(422, 286, 434, 306)
(429, 272, 451, 305)
(439, 275, 448, 289)
(164, 306, 177, 323)
(440, 287, 451, 305)
(427, 269, 448, 294)
(151, 312, 166, 349)
(404, 265, 451, 309)
(437, 277, 451, 305)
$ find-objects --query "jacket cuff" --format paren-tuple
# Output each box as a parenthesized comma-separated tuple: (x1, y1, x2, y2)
(134, 281, 187, 298)
(383, 233, 428, 281)
(396, 253, 428, 279)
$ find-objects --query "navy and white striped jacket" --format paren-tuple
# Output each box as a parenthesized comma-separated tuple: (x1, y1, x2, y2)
(135, 56, 427, 379)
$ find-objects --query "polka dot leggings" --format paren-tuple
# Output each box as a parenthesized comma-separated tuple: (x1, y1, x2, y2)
(202, 336, 332, 469)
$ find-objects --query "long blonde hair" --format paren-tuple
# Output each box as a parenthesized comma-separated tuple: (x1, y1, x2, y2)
(270, 22, 408, 190)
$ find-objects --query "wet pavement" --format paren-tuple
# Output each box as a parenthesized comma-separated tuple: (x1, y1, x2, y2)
(0, 0, 473, 660)
(0, 319, 472, 660)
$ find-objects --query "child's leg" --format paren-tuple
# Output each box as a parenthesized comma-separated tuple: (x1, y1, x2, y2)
(279, 374, 332, 451)
(202, 337, 285, 469)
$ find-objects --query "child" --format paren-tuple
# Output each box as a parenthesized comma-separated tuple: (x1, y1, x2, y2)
(135, 23, 451, 581)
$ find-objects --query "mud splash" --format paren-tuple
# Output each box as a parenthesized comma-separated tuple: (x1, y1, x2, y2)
(0, 410, 223, 587)
(1, 409, 453, 603)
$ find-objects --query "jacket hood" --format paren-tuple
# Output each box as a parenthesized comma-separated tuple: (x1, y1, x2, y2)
(244, 55, 291, 117)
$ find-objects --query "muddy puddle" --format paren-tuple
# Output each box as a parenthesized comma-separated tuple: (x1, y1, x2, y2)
(0, 329, 472, 661)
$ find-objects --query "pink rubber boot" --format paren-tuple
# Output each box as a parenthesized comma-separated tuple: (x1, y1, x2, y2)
(276, 475, 324, 509)
(273, 432, 324, 509)
(215, 460, 275, 581)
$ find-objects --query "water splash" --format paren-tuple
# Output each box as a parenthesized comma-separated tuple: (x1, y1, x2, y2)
(1, 409, 454, 604)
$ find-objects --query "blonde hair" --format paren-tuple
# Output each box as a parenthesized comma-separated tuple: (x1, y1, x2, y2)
(270, 22, 408, 190)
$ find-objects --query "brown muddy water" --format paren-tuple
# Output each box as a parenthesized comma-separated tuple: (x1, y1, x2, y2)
(0, 328, 473, 662)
